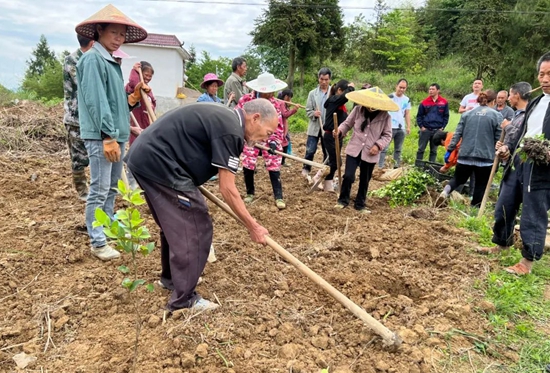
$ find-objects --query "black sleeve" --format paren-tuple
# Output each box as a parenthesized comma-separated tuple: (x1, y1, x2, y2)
(211, 134, 243, 174)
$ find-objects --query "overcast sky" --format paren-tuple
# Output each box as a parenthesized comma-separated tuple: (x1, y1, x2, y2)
(0, 0, 420, 89)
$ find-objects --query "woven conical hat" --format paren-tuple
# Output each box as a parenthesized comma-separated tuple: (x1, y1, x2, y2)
(346, 87, 399, 112)
(76, 4, 147, 44)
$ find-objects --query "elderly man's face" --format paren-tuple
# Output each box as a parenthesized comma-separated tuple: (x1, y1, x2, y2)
(496, 91, 508, 106)
(245, 113, 278, 145)
(318, 74, 330, 90)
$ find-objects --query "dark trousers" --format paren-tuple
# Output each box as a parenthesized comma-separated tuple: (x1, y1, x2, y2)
(303, 133, 328, 172)
(492, 159, 523, 247)
(134, 174, 212, 311)
(281, 145, 289, 165)
(323, 131, 343, 180)
(416, 129, 440, 162)
(520, 162, 550, 261)
(448, 163, 492, 207)
(244, 167, 283, 200)
(338, 153, 375, 210)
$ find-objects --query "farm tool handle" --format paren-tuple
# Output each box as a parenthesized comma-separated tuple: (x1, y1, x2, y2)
(137, 68, 158, 123)
(477, 130, 506, 218)
(198, 186, 402, 348)
(333, 113, 342, 193)
(274, 97, 306, 109)
(254, 143, 327, 169)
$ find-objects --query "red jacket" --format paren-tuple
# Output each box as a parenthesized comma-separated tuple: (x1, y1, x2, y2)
(125, 69, 156, 145)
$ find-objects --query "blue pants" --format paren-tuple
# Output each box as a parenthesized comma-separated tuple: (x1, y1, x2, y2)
(84, 140, 125, 248)
(379, 128, 406, 168)
(303, 134, 328, 172)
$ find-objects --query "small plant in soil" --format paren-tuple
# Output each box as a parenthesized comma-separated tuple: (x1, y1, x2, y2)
(370, 168, 436, 207)
(518, 135, 550, 165)
(93, 180, 155, 372)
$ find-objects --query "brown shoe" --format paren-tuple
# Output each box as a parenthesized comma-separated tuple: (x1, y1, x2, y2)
(505, 262, 531, 276)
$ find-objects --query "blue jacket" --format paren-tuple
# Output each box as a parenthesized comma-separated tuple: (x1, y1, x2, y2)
(416, 95, 449, 130)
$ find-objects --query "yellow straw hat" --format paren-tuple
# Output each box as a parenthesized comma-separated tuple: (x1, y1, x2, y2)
(346, 87, 399, 112)
(75, 4, 147, 44)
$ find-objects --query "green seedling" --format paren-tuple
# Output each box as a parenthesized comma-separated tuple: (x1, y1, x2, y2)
(93, 179, 155, 372)
(370, 168, 436, 207)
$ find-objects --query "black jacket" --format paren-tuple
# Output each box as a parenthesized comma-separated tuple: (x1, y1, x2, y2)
(323, 86, 355, 132)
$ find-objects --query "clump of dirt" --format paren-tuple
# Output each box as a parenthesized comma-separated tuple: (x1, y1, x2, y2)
(408, 207, 437, 220)
(0, 131, 513, 372)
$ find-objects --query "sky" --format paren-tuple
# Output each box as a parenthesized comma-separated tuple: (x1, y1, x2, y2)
(0, 0, 421, 90)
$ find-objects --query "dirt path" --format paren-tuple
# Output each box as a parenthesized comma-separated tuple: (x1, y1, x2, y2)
(0, 135, 507, 373)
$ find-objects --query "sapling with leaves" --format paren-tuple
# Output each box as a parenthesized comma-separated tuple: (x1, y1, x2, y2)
(93, 179, 155, 372)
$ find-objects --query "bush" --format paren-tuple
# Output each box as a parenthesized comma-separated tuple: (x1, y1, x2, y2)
(22, 60, 64, 101)
(370, 169, 437, 207)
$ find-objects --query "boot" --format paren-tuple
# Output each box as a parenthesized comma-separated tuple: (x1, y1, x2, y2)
(323, 180, 335, 193)
(207, 244, 217, 263)
(73, 170, 88, 202)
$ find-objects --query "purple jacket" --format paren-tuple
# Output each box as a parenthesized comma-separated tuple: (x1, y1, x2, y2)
(338, 106, 392, 163)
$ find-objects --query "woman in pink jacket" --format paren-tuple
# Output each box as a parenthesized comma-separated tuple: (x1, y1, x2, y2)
(277, 89, 298, 166)
(335, 87, 397, 213)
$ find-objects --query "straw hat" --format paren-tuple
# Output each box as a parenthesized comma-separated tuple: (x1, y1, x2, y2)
(346, 87, 399, 112)
(246, 72, 287, 93)
(200, 73, 224, 89)
(75, 4, 147, 44)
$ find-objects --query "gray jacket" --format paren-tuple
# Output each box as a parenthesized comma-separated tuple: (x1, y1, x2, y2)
(305, 86, 331, 137)
(449, 106, 502, 164)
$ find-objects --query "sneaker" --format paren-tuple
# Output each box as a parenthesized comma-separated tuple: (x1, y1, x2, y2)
(244, 194, 254, 204)
(207, 244, 217, 263)
(91, 245, 120, 261)
(357, 208, 372, 214)
(276, 199, 286, 209)
(439, 190, 449, 199)
(334, 203, 345, 209)
(191, 298, 219, 312)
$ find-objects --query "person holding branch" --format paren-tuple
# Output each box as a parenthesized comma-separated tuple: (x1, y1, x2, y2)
(322, 80, 355, 193)
(334, 87, 394, 213)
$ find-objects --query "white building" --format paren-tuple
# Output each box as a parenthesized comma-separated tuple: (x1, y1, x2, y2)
(120, 33, 192, 114)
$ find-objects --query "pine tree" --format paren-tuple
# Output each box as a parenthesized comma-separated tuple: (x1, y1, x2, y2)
(25, 35, 56, 77)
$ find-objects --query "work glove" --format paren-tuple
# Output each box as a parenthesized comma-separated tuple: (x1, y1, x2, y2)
(267, 142, 277, 155)
(128, 82, 151, 106)
(444, 151, 451, 164)
(103, 138, 121, 162)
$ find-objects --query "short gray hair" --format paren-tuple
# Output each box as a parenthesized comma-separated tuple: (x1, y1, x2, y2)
(243, 98, 277, 124)
(537, 52, 550, 72)
(510, 82, 532, 100)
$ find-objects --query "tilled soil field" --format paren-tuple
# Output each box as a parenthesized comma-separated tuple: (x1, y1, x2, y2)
(0, 130, 512, 373)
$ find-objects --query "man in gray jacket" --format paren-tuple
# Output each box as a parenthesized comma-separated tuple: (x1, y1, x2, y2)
(302, 68, 331, 178)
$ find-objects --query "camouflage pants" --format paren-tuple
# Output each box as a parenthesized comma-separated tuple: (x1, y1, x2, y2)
(65, 123, 89, 172)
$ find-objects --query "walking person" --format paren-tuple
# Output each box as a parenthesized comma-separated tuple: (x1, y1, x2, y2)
(438, 90, 502, 207)
(224, 57, 249, 108)
(477, 82, 531, 254)
(378, 79, 411, 169)
(416, 83, 449, 162)
(303, 68, 332, 179)
(322, 79, 355, 192)
(237, 72, 288, 209)
(334, 87, 394, 213)
(277, 89, 298, 166)
(75, 4, 149, 260)
(504, 52, 550, 275)
(63, 33, 94, 201)
(127, 101, 276, 311)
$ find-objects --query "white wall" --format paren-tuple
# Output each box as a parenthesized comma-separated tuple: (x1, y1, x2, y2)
(119, 45, 184, 102)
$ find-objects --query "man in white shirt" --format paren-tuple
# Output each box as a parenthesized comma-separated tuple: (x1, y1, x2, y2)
(378, 79, 411, 168)
(505, 52, 550, 276)
(459, 79, 483, 114)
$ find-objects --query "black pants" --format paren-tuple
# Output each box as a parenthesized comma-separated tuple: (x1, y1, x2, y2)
(244, 167, 283, 200)
(303, 133, 328, 172)
(338, 153, 375, 210)
(281, 145, 288, 165)
(134, 174, 211, 311)
(416, 129, 440, 162)
(520, 162, 550, 261)
(323, 131, 343, 180)
(492, 159, 523, 247)
(448, 163, 492, 207)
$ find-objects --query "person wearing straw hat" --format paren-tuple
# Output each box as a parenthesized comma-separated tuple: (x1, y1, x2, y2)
(197, 73, 225, 103)
(334, 87, 395, 213)
(75, 4, 149, 261)
(237, 72, 288, 209)
(63, 33, 94, 202)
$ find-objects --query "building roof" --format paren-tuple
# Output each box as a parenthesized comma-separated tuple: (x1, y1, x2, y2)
(135, 33, 191, 60)
(137, 33, 183, 47)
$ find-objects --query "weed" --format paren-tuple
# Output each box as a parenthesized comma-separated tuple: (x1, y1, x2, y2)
(370, 168, 436, 207)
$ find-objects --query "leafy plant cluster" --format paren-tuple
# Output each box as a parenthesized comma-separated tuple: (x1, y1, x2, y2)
(370, 169, 436, 207)
(518, 134, 550, 165)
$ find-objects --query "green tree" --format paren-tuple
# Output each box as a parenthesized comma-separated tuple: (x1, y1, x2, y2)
(22, 58, 63, 101)
(185, 51, 232, 94)
(371, 9, 428, 73)
(244, 45, 289, 80)
(342, 15, 374, 70)
(25, 35, 56, 77)
(251, 0, 344, 89)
